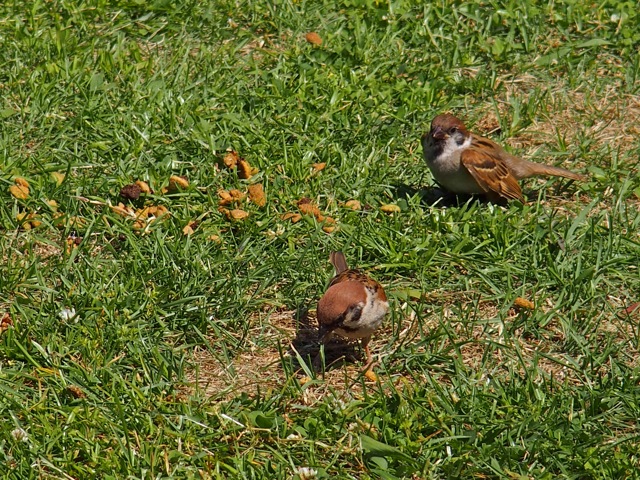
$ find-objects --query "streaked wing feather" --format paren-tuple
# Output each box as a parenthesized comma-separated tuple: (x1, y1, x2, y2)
(461, 147, 523, 201)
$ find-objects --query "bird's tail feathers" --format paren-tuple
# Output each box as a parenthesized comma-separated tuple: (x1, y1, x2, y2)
(329, 251, 349, 274)
(508, 157, 585, 181)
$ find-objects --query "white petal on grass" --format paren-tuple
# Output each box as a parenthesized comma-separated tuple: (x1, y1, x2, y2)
(11, 428, 29, 443)
(294, 467, 318, 479)
(59, 307, 78, 322)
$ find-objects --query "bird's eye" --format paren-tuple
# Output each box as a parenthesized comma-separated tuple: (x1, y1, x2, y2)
(449, 127, 458, 134)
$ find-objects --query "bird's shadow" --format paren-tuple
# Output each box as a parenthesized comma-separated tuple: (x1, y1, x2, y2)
(393, 181, 580, 207)
(393, 183, 478, 207)
(288, 307, 362, 375)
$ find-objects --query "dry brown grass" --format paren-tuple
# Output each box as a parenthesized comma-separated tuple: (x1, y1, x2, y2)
(472, 59, 639, 164)
(390, 290, 640, 387)
(185, 309, 387, 403)
(185, 286, 639, 401)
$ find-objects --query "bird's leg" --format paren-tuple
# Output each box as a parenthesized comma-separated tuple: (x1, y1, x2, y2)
(361, 336, 377, 372)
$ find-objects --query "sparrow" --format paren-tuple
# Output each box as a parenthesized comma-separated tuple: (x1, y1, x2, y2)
(421, 114, 585, 202)
(317, 251, 389, 371)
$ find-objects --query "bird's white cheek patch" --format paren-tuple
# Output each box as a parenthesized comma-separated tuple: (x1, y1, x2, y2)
(439, 134, 471, 160)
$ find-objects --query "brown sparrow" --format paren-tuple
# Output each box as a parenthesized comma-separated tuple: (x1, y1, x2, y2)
(317, 252, 389, 371)
(422, 114, 584, 202)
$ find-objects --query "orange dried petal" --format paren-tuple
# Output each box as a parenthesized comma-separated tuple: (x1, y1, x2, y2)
(305, 32, 322, 45)
(237, 159, 254, 179)
(282, 212, 302, 223)
(14, 177, 30, 188)
(380, 204, 401, 214)
(9, 184, 29, 200)
(135, 180, 152, 194)
(344, 199, 361, 210)
(168, 175, 189, 192)
(226, 209, 249, 221)
(364, 370, 378, 382)
(229, 189, 245, 200)
(51, 172, 65, 185)
(0, 313, 13, 334)
(223, 151, 239, 168)
(248, 183, 266, 207)
(514, 297, 535, 310)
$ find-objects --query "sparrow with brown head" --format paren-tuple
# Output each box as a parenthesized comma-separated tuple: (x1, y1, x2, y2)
(422, 114, 584, 202)
(316, 252, 388, 372)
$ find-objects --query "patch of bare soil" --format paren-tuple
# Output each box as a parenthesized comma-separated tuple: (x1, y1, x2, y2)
(185, 286, 639, 401)
(184, 309, 387, 403)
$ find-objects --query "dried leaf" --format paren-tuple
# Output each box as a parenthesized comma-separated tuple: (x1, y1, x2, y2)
(135, 180, 152, 194)
(305, 32, 322, 45)
(15, 177, 29, 189)
(151, 205, 169, 218)
(623, 302, 640, 316)
(0, 313, 12, 335)
(237, 159, 255, 179)
(120, 184, 142, 200)
(29, 215, 42, 228)
(298, 203, 319, 217)
(218, 189, 245, 206)
(344, 199, 361, 210)
(51, 172, 65, 185)
(180, 218, 198, 235)
(364, 370, 378, 382)
(380, 204, 401, 214)
(312, 162, 326, 172)
(224, 209, 249, 221)
(282, 212, 303, 223)
(132, 219, 146, 230)
(208, 234, 221, 243)
(111, 203, 136, 217)
(223, 150, 240, 168)
(66, 385, 86, 399)
(229, 189, 245, 200)
(9, 184, 29, 200)
(514, 297, 535, 310)
(248, 183, 266, 206)
(167, 175, 189, 192)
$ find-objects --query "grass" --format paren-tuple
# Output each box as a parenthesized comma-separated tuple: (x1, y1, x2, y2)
(1, 0, 639, 478)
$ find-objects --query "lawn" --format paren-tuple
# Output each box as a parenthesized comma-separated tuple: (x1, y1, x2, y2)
(1, 0, 639, 478)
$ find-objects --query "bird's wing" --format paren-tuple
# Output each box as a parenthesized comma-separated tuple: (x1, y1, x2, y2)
(461, 145, 523, 201)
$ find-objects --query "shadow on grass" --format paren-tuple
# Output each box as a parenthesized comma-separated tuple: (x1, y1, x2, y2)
(392, 183, 478, 207)
(392, 180, 582, 207)
(288, 306, 363, 376)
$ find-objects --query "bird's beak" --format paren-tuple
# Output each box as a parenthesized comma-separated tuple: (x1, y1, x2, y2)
(431, 126, 446, 140)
